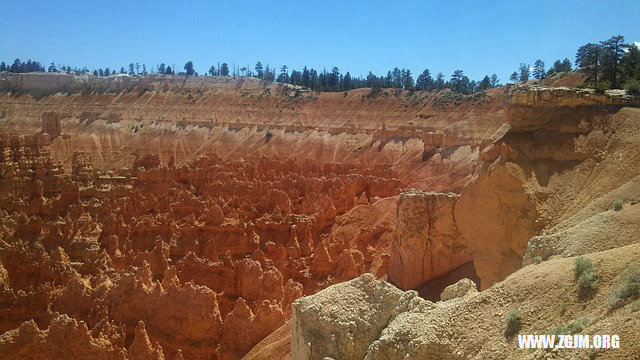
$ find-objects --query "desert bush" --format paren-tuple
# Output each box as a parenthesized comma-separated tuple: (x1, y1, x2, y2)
(574, 257, 599, 300)
(504, 309, 522, 338)
(630, 196, 639, 205)
(625, 79, 640, 96)
(593, 81, 611, 94)
(613, 200, 623, 211)
(567, 317, 590, 334)
(574, 257, 594, 279)
(615, 266, 640, 300)
(631, 300, 640, 312)
(578, 270, 600, 300)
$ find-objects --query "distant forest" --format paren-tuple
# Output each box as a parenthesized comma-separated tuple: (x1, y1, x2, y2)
(2, 35, 639, 95)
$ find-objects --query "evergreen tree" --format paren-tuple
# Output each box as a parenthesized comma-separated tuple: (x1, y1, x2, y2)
(165, 66, 173, 75)
(450, 70, 465, 93)
(416, 69, 433, 90)
(301, 66, 311, 88)
(254, 62, 263, 78)
(490, 74, 499, 87)
(365, 72, 377, 88)
(600, 35, 628, 88)
(510, 71, 519, 83)
(158, 63, 166, 74)
(220, 63, 229, 76)
(576, 43, 602, 83)
(277, 65, 289, 83)
(142, 64, 147, 75)
(518, 63, 530, 82)
(533, 60, 545, 79)
(184, 61, 195, 76)
(328, 67, 340, 90)
(479, 75, 491, 90)
(120, 67, 126, 74)
(208, 66, 216, 76)
(435, 72, 445, 89)
(621, 44, 640, 82)
(561, 58, 572, 72)
(342, 72, 352, 90)
(128, 63, 135, 75)
(48, 62, 57, 72)
(93, 70, 98, 76)
(104, 67, 111, 76)
(402, 69, 414, 90)
(135, 63, 140, 74)
(0, 62, 5, 72)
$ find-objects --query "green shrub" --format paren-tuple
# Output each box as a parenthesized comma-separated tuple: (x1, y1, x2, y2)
(567, 317, 590, 334)
(613, 200, 623, 211)
(504, 309, 522, 338)
(615, 266, 640, 300)
(630, 196, 639, 205)
(625, 79, 640, 96)
(574, 257, 599, 300)
(574, 257, 594, 280)
(594, 81, 611, 94)
(575, 83, 587, 89)
(578, 270, 600, 301)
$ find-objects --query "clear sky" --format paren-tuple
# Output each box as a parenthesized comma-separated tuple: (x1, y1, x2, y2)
(2, 0, 639, 84)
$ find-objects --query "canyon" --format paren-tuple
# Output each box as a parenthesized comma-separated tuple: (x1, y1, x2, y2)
(1, 72, 639, 359)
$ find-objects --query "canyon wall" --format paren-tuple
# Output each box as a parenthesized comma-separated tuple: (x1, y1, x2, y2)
(1, 73, 639, 359)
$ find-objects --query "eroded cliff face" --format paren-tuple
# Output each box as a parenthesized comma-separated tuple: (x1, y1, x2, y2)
(388, 191, 471, 292)
(1, 73, 639, 359)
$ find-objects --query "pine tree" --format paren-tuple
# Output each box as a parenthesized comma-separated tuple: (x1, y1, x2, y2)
(342, 72, 352, 90)
(220, 63, 229, 76)
(518, 63, 530, 82)
(450, 70, 465, 93)
(416, 69, 433, 90)
(209, 66, 216, 76)
(184, 61, 195, 76)
(479, 75, 491, 90)
(600, 35, 628, 88)
(621, 44, 640, 82)
(533, 60, 545, 79)
(576, 43, 602, 83)
(490, 74, 499, 87)
(510, 71, 519, 83)
(254, 62, 263, 78)
(435, 73, 445, 89)
(403, 69, 414, 90)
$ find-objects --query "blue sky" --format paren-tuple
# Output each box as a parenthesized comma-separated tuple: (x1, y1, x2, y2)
(1, 0, 639, 84)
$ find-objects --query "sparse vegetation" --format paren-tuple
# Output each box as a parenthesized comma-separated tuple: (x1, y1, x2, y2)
(574, 257, 599, 301)
(546, 318, 589, 346)
(593, 81, 611, 94)
(566, 317, 590, 334)
(625, 79, 640, 95)
(613, 199, 623, 211)
(630, 196, 640, 205)
(504, 309, 522, 338)
(611, 266, 640, 308)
